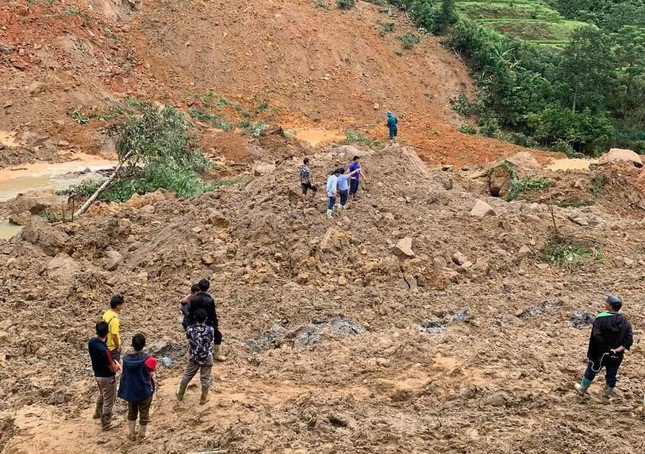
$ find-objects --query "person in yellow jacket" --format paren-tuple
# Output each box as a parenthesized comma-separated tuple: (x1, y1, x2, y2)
(102, 294, 125, 362)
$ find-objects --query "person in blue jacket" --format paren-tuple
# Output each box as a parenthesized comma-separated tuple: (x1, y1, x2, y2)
(386, 110, 398, 144)
(118, 333, 158, 441)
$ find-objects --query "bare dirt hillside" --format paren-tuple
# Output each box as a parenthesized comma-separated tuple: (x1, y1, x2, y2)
(0, 145, 644, 453)
(1, 0, 542, 168)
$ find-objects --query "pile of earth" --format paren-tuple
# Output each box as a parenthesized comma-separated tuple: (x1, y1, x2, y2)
(0, 145, 643, 453)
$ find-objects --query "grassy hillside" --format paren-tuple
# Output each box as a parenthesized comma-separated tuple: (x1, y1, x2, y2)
(456, 0, 587, 46)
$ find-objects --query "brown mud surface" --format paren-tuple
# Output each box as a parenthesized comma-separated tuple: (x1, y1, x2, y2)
(1, 145, 644, 453)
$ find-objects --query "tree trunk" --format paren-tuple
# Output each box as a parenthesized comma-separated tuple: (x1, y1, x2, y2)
(74, 151, 133, 217)
(572, 92, 577, 115)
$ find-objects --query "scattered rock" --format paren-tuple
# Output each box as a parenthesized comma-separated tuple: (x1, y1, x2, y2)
(27, 81, 46, 95)
(393, 236, 415, 259)
(506, 152, 540, 169)
(6, 190, 67, 216)
(469, 199, 496, 219)
(452, 308, 469, 323)
(21, 220, 70, 256)
(139, 205, 155, 215)
(419, 318, 446, 334)
(623, 257, 635, 267)
(8, 211, 32, 226)
(104, 250, 123, 271)
(451, 252, 468, 266)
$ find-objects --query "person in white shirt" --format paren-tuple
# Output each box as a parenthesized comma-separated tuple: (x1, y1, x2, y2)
(326, 168, 341, 218)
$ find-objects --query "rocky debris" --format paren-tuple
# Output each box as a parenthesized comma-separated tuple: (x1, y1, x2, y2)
(516, 300, 564, 319)
(249, 318, 364, 352)
(567, 213, 602, 228)
(6, 190, 67, 216)
(451, 252, 468, 266)
(46, 253, 80, 280)
(393, 236, 415, 259)
(103, 250, 123, 271)
(598, 148, 642, 168)
(452, 308, 469, 323)
(571, 311, 595, 328)
(20, 220, 70, 256)
(469, 199, 496, 219)
(488, 165, 511, 197)
(419, 318, 446, 334)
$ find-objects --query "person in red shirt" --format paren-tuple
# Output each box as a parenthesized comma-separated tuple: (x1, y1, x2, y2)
(117, 333, 158, 441)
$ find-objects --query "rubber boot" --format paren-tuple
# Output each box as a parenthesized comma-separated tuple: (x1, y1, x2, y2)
(213, 345, 226, 362)
(138, 424, 147, 441)
(101, 414, 120, 431)
(604, 385, 615, 403)
(574, 377, 591, 395)
(93, 402, 101, 419)
(200, 388, 209, 405)
(128, 420, 137, 441)
(176, 380, 188, 401)
(326, 209, 333, 219)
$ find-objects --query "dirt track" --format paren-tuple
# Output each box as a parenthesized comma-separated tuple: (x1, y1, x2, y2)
(1, 144, 644, 453)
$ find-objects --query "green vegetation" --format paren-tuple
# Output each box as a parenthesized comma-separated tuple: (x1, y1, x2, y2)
(457, 124, 477, 134)
(313, 0, 331, 9)
(491, 161, 553, 200)
(379, 0, 644, 155)
(69, 97, 151, 125)
(399, 33, 421, 49)
(188, 108, 232, 131)
(380, 21, 396, 36)
(545, 239, 599, 268)
(61, 107, 217, 202)
(346, 129, 384, 149)
(336, 0, 356, 9)
(589, 174, 607, 196)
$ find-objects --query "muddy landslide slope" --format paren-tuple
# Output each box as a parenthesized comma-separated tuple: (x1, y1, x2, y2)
(0, 145, 644, 453)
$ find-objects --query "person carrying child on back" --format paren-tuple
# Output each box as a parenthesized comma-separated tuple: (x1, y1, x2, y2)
(180, 284, 200, 331)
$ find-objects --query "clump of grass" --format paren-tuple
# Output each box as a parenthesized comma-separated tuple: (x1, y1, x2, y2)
(313, 0, 330, 9)
(188, 108, 232, 131)
(492, 161, 553, 201)
(399, 33, 421, 49)
(457, 125, 477, 135)
(336, 0, 355, 10)
(346, 129, 383, 149)
(545, 238, 600, 269)
(379, 21, 395, 36)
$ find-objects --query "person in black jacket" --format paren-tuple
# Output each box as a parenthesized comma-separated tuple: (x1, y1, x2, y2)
(575, 295, 633, 401)
(188, 279, 226, 361)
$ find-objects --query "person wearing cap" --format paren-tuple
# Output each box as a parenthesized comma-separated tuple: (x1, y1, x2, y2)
(575, 295, 633, 402)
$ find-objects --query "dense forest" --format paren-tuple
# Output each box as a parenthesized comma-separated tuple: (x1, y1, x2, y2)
(384, 0, 645, 155)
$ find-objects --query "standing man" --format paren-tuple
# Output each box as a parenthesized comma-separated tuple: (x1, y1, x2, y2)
(386, 110, 398, 144)
(176, 308, 215, 405)
(88, 321, 121, 431)
(300, 157, 318, 204)
(181, 284, 200, 331)
(575, 295, 633, 402)
(326, 168, 341, 219)
(189, 279, 226, 362)
(348, 155, 367, 202)
(102, 294, 125, 362)
(118, 333, 158, 441)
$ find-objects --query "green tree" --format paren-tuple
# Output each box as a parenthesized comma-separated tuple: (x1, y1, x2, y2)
(560, 26, 615, 114)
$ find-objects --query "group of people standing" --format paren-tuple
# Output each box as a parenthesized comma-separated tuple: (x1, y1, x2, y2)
(299, 155, 368, 218)
(87, 279, 225, 442)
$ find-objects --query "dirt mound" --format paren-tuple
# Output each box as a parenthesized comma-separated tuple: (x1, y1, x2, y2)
(1, 145, 644, 453)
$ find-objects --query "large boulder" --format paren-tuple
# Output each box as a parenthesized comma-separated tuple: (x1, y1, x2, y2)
(103, 250, 123, 271)
(488, 165, 512, 198)
(506, 152, 541, 169)
(598, 148, 642, 167)
(21, 219, 70, 256)
(6, 190, 67, 216)
(47, 253, 80, 280)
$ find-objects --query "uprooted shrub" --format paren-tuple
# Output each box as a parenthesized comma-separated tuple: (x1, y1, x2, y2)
(60, 106, 216, 202)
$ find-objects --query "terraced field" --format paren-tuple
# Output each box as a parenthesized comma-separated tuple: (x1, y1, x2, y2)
(457, 0, 588, 46)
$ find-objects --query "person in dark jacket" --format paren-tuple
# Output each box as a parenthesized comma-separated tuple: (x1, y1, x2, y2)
(188, 279, 226, 361)
(88, 321, 121, 431)
(386, 110, 398, 144)
(118, 333, 158, 441)
(181, 284, 200, 331)
(575, 295, 633, 401)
